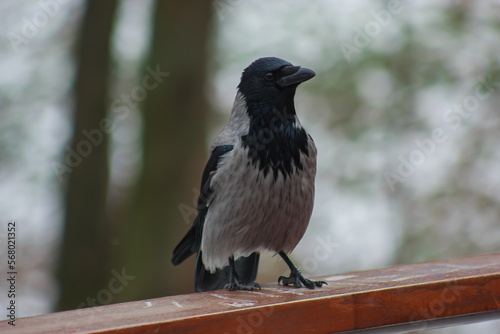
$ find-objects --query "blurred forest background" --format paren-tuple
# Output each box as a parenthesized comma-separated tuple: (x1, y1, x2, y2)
(1, 0, 500, 333)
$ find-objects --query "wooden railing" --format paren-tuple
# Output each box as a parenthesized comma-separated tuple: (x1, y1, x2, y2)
(2, 253, 500, 333)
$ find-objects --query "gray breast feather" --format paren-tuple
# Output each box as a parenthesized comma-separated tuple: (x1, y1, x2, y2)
(200, 136, 317, 272)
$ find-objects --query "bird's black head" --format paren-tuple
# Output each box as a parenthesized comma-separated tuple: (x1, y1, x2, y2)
(237, 57, 315, 116)
(238, 57, 315, 181)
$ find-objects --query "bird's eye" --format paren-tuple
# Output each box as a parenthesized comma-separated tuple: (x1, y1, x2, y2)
(264, 72, 275, 81)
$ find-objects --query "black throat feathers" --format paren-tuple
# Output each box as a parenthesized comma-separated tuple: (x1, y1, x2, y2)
(241, 100, 310, 181)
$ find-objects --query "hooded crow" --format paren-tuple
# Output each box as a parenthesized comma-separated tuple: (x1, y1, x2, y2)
(172, 57, 326, 292)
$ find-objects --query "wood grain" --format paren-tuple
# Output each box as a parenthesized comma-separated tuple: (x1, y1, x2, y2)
(2, 253, 500, 334)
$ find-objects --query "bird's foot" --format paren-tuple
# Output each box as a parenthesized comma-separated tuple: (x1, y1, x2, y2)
(224, 279, 261, 291)
(278, 270, 327, 289)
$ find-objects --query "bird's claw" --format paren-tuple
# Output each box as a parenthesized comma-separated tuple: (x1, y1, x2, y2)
(278, 270, 327, 289)
(278, 275, 302, 288)
(224, 279, 261, 291)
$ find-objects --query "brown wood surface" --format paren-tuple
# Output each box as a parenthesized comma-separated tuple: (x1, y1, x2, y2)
(2, 253, 500, 334)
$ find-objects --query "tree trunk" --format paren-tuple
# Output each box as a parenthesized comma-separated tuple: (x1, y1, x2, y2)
(56, 0, 118, 311)
(115, 2, 214, 302)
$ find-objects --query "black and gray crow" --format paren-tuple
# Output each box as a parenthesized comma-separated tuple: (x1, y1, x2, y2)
(171, 57, 326, 292)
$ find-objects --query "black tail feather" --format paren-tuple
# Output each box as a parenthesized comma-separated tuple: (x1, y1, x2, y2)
(171, 220, 199, 266)
(195, 252, 260, 292)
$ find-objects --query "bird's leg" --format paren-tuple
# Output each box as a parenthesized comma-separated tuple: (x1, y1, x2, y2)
(224, 256, 261, 291)
(278, 251, 327, 289)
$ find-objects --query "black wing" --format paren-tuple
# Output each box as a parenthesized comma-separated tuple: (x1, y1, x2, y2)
(171, 145, 234, 265)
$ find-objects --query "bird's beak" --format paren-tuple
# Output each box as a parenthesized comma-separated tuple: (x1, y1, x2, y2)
(278, 65, 316, 88)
